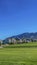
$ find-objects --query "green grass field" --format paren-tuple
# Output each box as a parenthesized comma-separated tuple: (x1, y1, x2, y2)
(4, 42, 37, 48)
(0, 42, 37, 65)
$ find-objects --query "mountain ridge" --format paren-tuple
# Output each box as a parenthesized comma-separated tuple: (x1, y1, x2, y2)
(4, 32, 37, 40)
(2, 32, 37, 43)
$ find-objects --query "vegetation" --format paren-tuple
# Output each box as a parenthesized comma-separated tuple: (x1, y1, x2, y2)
(0, 43, 1, 46)
(4, 42, 37, 48)
(0, 42, 37, 65)
(0, 47, 37, 65)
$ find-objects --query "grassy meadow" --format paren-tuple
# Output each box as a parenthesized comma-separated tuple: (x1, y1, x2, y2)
(4, 42, 37, 48)
(0, 42, 37, 65)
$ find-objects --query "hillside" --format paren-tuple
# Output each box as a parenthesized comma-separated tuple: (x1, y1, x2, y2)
(3, 32, 37, 43)
(6, 32, 37, 39)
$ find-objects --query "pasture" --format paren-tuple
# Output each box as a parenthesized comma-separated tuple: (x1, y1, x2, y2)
(0, 47, 37, 65)
(0, 42, 37, 65)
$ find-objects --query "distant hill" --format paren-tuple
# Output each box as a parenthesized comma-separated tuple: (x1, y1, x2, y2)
(3, 32, 37, 43)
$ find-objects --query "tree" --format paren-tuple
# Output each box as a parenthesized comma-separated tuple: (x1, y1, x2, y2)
(0, 40, 3, 46)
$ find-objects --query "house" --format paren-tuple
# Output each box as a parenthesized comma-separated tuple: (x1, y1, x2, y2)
(19, 39, 23, 43)
(8, 38, 12, 43)
(11, 38, 17, 44)
(15, 38, 23, 44)
(26, 39, 31, 42)
(22, 38, 31, 43)
(8, 38, 17, 44)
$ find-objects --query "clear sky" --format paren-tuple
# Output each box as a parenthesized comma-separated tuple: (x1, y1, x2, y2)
(0, 0, 37, 39)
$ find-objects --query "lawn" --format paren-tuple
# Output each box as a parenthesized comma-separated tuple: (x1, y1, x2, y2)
(0, 47, 37, 65)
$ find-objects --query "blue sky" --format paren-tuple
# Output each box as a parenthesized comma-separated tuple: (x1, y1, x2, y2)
(0, 0, 37, 39)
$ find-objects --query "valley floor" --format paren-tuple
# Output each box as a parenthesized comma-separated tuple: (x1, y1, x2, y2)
(0, 47, 37, 65)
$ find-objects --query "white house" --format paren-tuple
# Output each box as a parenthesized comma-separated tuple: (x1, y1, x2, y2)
(11, 38, 17, 44)
(8, 39, 12, 43)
